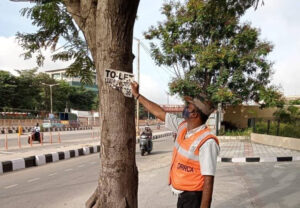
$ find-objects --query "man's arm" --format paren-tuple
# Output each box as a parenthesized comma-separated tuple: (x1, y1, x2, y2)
(201, 175, 214, 208)
(199, 140, 219, 208)
(131, 81, 166, 121)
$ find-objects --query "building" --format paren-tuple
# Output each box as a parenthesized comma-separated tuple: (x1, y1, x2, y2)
(161, 105, 184, 117)
(223, 105, 277, 129)
(45, 68, 98, 92)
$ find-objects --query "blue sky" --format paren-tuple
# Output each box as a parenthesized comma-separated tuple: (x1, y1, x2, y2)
(0, 0, 299, 104)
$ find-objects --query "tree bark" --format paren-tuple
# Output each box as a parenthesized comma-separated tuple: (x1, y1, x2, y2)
(64, 0, 140, 207)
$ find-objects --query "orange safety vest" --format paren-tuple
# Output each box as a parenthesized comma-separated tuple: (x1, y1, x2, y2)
(169, 122, 219, 191)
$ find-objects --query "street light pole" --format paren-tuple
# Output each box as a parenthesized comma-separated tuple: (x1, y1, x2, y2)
(42, 83, 59, 114)
(166, 91, 170, 105)
(134, 37, 140, 135)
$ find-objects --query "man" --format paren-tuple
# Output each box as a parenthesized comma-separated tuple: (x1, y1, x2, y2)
(131, 82, 220, 208)
(141, 126, 153, 150)
(142, 126, 152, 137)
(34, 123, 41, 139)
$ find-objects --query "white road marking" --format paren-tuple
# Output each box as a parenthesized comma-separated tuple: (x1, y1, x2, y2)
(0, 151, 14, 154)
(4, 184, 18, 189)
(28, 178, 40, 183)
(65, 168, 73, 172)
(78, 164, 85, 168)
(48, 172, 57, 176)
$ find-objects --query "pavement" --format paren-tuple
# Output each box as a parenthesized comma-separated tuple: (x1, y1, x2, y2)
(218, 139, 300, 162)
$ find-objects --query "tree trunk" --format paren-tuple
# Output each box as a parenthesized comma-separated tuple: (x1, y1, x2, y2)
(64, 0, 140, 207)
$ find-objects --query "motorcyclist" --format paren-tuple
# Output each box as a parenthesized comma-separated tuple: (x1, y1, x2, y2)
(141, 126, 152, 149)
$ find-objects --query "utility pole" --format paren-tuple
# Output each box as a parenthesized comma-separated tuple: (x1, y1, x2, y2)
(134, 37, 140, 135)
(42, 83, 59, 114)
(215, 103, 222, 136)
(166, 91, 170, 105)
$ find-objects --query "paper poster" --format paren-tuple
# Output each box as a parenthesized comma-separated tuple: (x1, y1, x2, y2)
(105, 69, 135, 97)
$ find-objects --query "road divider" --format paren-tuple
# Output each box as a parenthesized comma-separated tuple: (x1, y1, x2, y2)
(0, 145, 101, 174)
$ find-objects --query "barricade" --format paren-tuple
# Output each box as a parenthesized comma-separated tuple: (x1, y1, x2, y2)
(5, 134, 8, 150)
(18, 134, 21, 148)
(30, 135, 33, 147)
(40, 133, 43, 146)
(58, 132, 61, 143)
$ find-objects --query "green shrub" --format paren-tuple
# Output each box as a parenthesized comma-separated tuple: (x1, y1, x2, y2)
(255, 121, 300, 138)
(223, 128, 252, 136)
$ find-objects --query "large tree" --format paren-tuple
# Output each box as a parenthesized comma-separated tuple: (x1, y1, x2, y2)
(0, 71, 18, 109)
(13, 0, 140, 207)
(144, 0, 282, 108)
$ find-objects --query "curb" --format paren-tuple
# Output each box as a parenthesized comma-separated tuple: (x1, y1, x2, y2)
(137, 132, 173, 143)
(152, 132, 173, 140)
(0, 126, 93, 134)
(217, 156, 300, 163)
(0, 145, 100, 174)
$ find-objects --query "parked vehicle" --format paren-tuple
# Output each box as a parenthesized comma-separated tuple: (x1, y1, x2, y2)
(42, 119, 64, 129)
(139, 134, 153, 156)
(59, 112, 80, 128)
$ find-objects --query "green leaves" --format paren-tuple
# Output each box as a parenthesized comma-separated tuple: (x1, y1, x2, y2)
(145, 0, 278, 107)
(16, 0, 95, 84)
(0, 70, 98, 112)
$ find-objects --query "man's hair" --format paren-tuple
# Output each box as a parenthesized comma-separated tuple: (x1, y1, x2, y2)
(194, 105, 209, 123)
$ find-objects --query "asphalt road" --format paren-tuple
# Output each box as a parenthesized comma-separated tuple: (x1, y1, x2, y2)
(1, 136, 299, 208)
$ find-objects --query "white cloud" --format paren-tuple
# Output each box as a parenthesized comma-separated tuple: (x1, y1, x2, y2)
(0, 36, 71, 75)
(139, 74, 183, 105)
(242, 0, 300, 96)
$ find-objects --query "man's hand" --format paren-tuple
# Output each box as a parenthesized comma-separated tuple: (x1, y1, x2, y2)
(131, 81, 139, 98)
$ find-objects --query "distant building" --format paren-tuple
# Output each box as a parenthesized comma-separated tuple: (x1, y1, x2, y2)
(160, 105, 184, 117)
(45, 68, 98, 92)
(285, 95, 300, 102)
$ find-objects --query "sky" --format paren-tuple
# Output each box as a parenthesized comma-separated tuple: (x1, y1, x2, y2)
(0, 0, 299, 105)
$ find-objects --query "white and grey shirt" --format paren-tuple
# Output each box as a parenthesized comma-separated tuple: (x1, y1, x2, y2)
(165, 113, 220, 193)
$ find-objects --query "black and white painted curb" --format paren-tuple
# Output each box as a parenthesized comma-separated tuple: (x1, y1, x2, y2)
(136, 132, 173, 143)
(152, 132, 173, 140)
(0, 132, 173, 174)
(0, 145, 100, 174)
(0, 126, 93, 134)
(217, 156, 300, 163)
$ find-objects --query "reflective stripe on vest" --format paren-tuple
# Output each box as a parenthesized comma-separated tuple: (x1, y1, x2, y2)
(174, 130, 213, 161)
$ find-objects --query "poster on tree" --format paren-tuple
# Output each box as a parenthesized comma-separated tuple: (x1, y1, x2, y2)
(105, 69, 135, 97)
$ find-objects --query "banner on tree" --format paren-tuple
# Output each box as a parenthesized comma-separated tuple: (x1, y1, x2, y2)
(105, 69, 135, 97)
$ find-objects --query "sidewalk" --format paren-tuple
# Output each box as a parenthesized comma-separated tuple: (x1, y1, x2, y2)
(218, 139, 300, 162)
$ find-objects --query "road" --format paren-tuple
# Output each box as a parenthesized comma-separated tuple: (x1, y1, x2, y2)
(0, 126, 166, 152)
(1, 136, 299, 208)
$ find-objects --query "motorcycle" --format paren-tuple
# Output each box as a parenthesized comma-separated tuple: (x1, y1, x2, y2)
(28, 130, 43, 144)
(139, 134, 153, 156)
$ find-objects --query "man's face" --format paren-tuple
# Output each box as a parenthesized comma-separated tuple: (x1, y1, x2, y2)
(182, 103, 197, 120)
